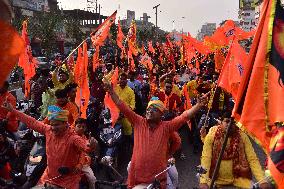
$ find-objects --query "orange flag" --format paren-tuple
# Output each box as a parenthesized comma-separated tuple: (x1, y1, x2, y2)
(214, 49, 226, 72)
(0, 20, 24, 87)
(204, 20, 255, 49)
(18, 21, 36, 97)
(116, 21, 125, 49)
(218, 37, 248, 99)
(181, 33, 211, 55)
(127, 20, 138, 56)
(148, 41, 155, 54)
(91, 11, 117, 47)
(182, 84, 192, 110)
(75, 42, 90, 118)
(104, 67, 119, 127)
(232, 0, 284, 186)
(111, 67, 119, 87)
(140, 53, 153, 71)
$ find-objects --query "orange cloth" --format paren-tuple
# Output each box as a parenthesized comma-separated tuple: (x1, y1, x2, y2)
(0, 92, 17, 132)
(12, 109, 91, 189)
(117, 101, 188, 188)
(0, 20, 24, 87)
(75, 135, 91, 170)
(60, 102, 80, 128)
(168, 132, 181, 158)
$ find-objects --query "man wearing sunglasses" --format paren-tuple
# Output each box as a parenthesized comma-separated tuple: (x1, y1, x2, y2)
(103, 77, 208, 189)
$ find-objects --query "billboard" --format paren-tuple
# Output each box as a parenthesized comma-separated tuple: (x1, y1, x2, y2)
(239, 0, 259, 9)
(12, 0, 48, 11)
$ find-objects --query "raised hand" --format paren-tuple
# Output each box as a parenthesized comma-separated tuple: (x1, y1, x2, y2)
(197, 92, 210, 107)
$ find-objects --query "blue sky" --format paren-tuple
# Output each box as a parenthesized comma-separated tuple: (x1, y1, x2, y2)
(59, 0, 239, 36)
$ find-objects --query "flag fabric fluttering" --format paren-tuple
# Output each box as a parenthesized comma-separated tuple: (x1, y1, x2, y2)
(204, 20, 255, 50)
(214, 49, 226, 72)
(127, 20, 138, 56)
(140, 53, 153, 71)
(218, 37, 248, 99)
(116, 21, 125, 49)
(232, 0, 284, 186)
(148, 41, 155, 54)
(0, 20, 24, 87)
(18, 21, 36, 97)
(104, 67, 120, 127)
(75, 42, 90, 119)
(91, 10, 117, 47)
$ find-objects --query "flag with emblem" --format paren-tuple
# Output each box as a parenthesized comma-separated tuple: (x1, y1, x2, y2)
(91, 11, 117, 47)
(218, 37, 248, 99)
(232, 0, 284, 186)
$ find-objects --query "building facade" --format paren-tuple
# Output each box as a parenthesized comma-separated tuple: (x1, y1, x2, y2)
(238, 0, 261, 31)
(196, 23, 216, 41)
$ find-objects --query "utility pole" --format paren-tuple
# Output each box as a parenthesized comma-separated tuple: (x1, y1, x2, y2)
(153, 4, 160, 28)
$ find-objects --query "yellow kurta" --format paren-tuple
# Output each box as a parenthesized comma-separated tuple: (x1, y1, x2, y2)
(200, 126, 266, 188)
(52, 71, 74, 91)
(115, 85, 135, 135)
(186, 80, 198, 98)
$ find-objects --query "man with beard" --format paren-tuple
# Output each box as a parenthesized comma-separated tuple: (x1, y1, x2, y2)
(103, 77, 208, 189)
(199, 112, 269, 189)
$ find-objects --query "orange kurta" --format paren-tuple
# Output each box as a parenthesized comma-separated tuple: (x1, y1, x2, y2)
(117, 102, 188, 188)
(12, 109, 90, 189)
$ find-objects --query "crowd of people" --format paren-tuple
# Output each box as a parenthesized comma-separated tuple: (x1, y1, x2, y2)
(0, 0, 276, 188)
(0, 44, 272, 189)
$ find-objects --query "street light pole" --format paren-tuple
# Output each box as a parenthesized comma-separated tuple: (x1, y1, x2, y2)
(181, 16, 185, 34)
(153, 4, 160, 28)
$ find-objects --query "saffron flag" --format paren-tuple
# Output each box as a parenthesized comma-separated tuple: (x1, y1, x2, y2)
(148, 41, 155, 54)
(214, 49, 226, 72)
(75, 42, 90, 118)
(232, 0, 284, 186)
(140, 53, 153, 71)
(91, 11, 117, 47)
(218, 37, 248, 99)
(0, 20, 24, 87)
(104, 67, 119, 127)
(181, 33, 211, 55)
(127, 20, 138, 56)
(116, 21, 125, 49)
(204, 20, 255, 49)
(18, 21, 36, 97)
